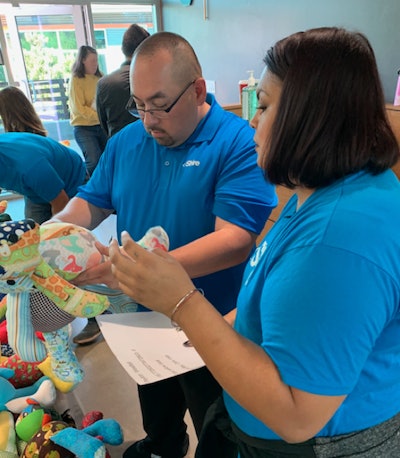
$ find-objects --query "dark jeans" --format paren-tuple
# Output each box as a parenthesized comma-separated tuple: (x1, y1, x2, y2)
(138, 366, 222, 457)
(73, 124, 107, 176)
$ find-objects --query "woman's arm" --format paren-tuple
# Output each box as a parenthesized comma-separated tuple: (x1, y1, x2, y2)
(50, 189, 69, 216)
(109, 233, 345, 443)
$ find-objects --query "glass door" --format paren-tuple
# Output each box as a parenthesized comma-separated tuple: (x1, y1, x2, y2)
(0, 4, 86, 142)
(0, 20, 11, 87)
(90, 3, 159, 74)
(0, 1, 161, 140)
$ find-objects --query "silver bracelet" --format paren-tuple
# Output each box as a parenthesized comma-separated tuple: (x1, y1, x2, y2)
(170, 288, 204, 329)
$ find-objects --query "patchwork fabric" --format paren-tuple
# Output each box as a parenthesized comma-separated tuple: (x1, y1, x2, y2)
(0, 219, 110, 382)
(6, 291, 47, 362)
(30, 289, 74, 333)
(81, 226, 169, 313)
(0, 220, 169, 390)
(0, 220, 39, 289)
(39, 223, 103, 281)
(42, 326, 84, 384)
(82, 284, 141, 314)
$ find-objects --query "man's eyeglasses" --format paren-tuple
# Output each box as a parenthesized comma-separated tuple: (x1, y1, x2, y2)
(126, 80, 196, 119)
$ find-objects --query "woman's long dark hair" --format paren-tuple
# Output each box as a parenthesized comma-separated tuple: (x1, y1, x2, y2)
(0, 85, 47, 136)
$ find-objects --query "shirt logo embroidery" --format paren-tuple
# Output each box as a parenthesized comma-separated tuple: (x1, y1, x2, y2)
(249, 240, 267, 268)
(182, 160, 200, 167)
(244, 240, 268, 286)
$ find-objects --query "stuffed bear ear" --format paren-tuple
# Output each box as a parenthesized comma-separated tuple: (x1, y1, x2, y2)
(137, 226, 169, 252)
(29, 222, 110, 318)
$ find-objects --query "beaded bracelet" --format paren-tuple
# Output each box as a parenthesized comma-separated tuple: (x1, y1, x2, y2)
(170, 287, 204, 329)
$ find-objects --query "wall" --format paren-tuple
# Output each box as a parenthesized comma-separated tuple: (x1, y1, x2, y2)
(161, 0, 400, 106)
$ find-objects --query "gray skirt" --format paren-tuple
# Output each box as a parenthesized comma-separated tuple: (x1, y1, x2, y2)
(196, 396, 400, 458)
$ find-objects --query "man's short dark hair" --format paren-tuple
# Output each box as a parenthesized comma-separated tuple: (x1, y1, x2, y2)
(122, 24, 150, 58)
(261, 27, 399, 188)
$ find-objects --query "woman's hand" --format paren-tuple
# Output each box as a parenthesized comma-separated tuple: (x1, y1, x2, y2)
(71, 241, 119, 289)
(109, 231, 195, 317)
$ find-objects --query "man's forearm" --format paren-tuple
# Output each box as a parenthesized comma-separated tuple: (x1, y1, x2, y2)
(45, 197, 109, 230)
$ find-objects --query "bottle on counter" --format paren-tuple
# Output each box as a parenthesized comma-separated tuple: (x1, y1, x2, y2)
(239, 78, 248, 104)
(241, 70, 258, 121)
(394, 68, 400, 106)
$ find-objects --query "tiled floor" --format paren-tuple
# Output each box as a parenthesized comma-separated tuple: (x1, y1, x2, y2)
(3, 197, 197, 457)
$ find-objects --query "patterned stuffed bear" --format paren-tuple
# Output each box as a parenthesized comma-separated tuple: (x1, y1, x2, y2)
(0, 219, 169, 391)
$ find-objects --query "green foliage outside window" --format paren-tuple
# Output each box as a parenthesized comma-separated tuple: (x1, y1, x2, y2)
(60, 31, 77, 50)
(19, 31, 75, 81)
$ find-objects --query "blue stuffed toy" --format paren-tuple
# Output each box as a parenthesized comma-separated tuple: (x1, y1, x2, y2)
(0, 367, 56, 457)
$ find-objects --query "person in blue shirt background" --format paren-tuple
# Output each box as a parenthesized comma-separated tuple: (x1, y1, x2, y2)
(0, 132, 86, 224)
(0, 86, 86, 224)
(47, 31, 276, 458)
(109, 27, 400, 458)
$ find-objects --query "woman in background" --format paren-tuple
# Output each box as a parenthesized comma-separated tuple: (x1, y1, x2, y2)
(0, 86, 86, 224)
(69, 45, 107, 176)
(0, 85, 47, 136)
(109, 27, 400, 457)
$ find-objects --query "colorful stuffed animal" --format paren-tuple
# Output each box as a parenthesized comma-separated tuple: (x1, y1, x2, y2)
(0, 367, 56, 457)
(0, 354, 43, 389)
(0, 368, 56, 414)
(17, 407, 123, 458)
(0, 219, 169, 392)
(0, 219, 111, 390)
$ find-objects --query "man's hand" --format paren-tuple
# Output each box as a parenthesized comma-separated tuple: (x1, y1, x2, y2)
(71, 241, 120, 289)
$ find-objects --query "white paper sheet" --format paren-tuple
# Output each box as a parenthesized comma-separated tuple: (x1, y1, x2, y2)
(97, 312, 205, 385)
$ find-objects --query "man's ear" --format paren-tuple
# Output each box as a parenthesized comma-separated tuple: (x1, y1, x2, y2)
(194, 78, 207, 105)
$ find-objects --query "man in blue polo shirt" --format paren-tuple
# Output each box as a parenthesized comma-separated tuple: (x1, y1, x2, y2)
(48, 31, 276, 458)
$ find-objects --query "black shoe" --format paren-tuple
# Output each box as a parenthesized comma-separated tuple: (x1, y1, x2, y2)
(72, 317, 101, 345)
(123, 434, 189, 458)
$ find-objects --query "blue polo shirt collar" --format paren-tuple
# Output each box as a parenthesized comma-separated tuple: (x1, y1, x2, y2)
(175, 93, 223, 149)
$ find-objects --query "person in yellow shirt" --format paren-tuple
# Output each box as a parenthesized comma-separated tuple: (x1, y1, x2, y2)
(68, 45, 108, 176)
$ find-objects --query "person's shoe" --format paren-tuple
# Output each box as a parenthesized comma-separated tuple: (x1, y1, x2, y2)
(123, 434, 189, 458)
(72, 318, 101, 345)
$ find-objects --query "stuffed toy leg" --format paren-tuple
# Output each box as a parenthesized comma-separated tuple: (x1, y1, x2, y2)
(41, 326, 84, 384)
(5, 289, 47, 363)
(29, 289, 83, 386)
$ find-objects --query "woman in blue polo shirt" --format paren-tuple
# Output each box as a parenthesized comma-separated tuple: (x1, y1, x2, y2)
(0, 132, 86, 224)
(109, 27, 400, 457)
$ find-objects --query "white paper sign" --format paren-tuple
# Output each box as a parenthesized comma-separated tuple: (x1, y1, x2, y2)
(97, 312, 205, 385)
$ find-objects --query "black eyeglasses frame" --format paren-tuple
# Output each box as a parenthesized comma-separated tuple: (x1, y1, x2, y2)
(126, 80, 197, 119)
